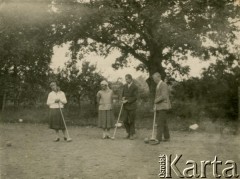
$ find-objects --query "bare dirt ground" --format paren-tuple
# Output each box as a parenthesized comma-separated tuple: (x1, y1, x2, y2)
(0, 123, 240, 179)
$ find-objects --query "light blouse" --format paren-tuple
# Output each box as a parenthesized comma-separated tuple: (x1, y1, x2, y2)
(47, 91, 67, 108)
(97, 89, 113, 110)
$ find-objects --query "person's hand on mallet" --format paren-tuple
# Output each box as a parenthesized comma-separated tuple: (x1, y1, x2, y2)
(122, 97, 128, 104)
(153, 105, 156, 112)
(55, 99, 60, 103)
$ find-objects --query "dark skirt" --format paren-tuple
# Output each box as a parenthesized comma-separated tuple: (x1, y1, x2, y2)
(98, 110, 114, 129)
(49, 108, 66, 130)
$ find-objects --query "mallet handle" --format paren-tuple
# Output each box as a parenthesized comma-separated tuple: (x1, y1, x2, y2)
(112, 103, 123, 138)
(58, 103, 71, 139)
(151, 105, 156, 139)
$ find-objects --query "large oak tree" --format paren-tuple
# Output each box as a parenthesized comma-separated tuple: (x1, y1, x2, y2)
(53, 0, 240, 94)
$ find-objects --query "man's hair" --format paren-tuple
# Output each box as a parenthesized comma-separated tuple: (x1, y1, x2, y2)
(152, 72, 161, 78)
(125, 74, 133, 80)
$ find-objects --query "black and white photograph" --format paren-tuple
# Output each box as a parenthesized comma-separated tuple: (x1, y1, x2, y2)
(0, 0, 240, 178)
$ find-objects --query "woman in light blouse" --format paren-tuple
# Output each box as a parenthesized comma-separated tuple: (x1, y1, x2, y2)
(47, 82, 67, 142)
(97, 80, 114, 139)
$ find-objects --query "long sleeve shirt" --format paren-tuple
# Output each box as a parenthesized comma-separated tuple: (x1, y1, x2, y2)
(46, 91, 67, 108)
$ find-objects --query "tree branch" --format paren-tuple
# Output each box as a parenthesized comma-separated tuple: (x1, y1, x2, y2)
(114, 41, 148, 65)
(230, 19, 240, 25)
(90, 34, 148, 65)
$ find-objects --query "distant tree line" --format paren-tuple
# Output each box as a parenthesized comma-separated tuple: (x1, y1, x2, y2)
(172, 58, 240, 121)
(0, 0, 239, 122)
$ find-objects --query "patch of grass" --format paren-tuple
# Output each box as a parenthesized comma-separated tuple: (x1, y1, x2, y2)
(0, 103, 238, 135)
(0, 106, 49, 124)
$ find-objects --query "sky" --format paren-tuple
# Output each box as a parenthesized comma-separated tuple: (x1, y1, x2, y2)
(51, 44, 212, 81)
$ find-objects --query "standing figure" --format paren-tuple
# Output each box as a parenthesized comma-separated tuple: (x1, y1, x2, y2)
(97, 80, 114, 139)
(122, 74, 138, 140)
(47, 82, 67, 142)
(151, 72, 171, 145)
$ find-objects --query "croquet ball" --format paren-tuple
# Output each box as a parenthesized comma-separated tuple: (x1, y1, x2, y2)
(144, 138, 149, 143)
(6, 142, 12, 147)
(19, 119, 23, 123)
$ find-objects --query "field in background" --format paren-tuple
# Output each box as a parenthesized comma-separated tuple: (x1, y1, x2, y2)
(0, 101, 238, 135)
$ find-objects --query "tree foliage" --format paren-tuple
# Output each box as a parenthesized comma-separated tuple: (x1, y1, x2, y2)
(0, 1, 54, 105)
(56, 60, 104, 107)
(173, 56, 240, 120)
(53, 0, 240, 81)
(0, 0, 239, 123)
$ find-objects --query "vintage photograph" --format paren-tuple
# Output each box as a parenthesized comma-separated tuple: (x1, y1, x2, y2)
(0, 0, 240, 178)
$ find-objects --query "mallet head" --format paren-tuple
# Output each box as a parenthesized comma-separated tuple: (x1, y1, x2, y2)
(67, 138, 72, 142)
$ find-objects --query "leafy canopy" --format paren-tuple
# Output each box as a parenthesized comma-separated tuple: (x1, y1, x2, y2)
(53, 0, 240, 80)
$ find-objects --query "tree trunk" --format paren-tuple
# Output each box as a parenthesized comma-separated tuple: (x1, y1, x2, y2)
(1, 92, 6, 112)
(77, 96, 81, 115)
(238, 86, 240, 134)
(146, 50, 166, 102)
(13, 65, 19, 110)
(238, 87, 240, 121)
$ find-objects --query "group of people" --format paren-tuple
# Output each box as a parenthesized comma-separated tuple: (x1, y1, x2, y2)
(46, 72, 171, 145)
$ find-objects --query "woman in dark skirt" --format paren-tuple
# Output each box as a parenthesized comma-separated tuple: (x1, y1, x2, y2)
(47, 82, 67, 142)
(97, 80, 114, 139)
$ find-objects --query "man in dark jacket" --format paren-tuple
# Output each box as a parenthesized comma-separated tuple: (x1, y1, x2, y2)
(122, 74, 138, 140)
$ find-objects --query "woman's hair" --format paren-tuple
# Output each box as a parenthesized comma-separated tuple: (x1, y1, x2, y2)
(100, 80, 108, 86)
(49, 81, 59, 89)
(50, 81, 56, 86)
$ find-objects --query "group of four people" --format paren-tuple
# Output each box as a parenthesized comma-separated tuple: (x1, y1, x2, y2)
(46, 72, 171, 145)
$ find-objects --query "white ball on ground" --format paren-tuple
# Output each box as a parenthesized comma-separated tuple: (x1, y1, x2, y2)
(6, 141, 12, 147)
(144, 138, 149, 143)
(19, 119, 23, 123)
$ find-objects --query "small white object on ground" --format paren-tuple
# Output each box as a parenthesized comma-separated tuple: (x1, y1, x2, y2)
(115, 123, 122, 127)
(144, 138, 149, 143)
(189, 124, 199, 130)
(19, 119, 23, 122)
(6, 142, 12, 147)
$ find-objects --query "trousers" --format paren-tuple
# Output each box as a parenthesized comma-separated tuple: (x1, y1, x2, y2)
(156, 110, 170, 141)
(123, 109, 136, 136)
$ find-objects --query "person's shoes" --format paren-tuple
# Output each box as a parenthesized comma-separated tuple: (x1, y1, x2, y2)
(163, 138, 170, 142)
(64, 137, 67, 141)
(105, 132, 111, 139)
(54, 138, 60, 142)
(125, 134, 130, 139)
(102, 133, 108, 139)
(150, 140, 160, 145)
